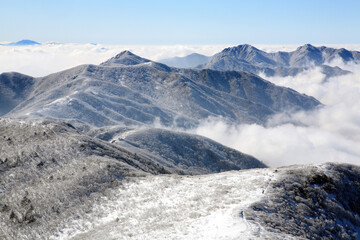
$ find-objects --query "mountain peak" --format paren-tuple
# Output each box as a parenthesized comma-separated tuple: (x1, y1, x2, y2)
(296, 44, 318, 52)
(114, 50, 137, 58)
(224, 44, 259, 53)
(100, 51, 151, 66)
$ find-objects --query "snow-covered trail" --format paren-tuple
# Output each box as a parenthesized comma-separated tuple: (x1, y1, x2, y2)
(52, 168, 296, 240)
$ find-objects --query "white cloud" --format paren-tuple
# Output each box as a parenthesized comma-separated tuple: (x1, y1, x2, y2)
(192, 59, 360, 167)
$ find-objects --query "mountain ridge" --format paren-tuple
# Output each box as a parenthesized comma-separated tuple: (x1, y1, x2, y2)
(160, 44, 356, 78)
(1, 51, 321, 128)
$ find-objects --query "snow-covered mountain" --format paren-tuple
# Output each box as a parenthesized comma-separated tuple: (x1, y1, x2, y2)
(1, 119, 359, 239)
(0, 119, 265, 239)
(103, 127, 266, 174)
(199, 44, 357, 78)
(67, 163, 358, 240)
(1, 51, 320, 127)
(159, 53, 210, 68)
(1, 47, 358, 239)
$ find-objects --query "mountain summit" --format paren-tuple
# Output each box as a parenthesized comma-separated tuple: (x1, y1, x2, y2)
(100, 50, 151, 66)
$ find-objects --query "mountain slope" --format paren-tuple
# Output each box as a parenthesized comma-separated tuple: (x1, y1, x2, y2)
(106, 128, 266, 174)
(0, 119, 168, 239)
(2, 51, 321, 127)
(0, 118, 266, 239)
(0, 72, 35, 115)
(39, 163, 360, 240)
(246, 163, 360, 239)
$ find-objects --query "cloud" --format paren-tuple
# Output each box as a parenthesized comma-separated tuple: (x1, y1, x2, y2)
(191, 58, 360, 167)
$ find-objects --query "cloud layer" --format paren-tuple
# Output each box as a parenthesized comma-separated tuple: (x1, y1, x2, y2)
(193, 58, 360, 167)
(0, 43, 228, 77)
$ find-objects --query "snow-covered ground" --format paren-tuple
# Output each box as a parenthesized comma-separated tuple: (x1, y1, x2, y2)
(53, 168, 295, 240)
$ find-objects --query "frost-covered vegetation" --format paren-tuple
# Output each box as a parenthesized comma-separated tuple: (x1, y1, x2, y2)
(246, 163, 360, 239)
(44, 163, 360, 240)
(0, 119, 266, 239)
(0, 119, 164, 239)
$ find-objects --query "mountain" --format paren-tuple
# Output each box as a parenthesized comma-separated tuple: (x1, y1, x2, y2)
(100, 50, 151, 66)
(7, 162, 355, 240)
(1, 51, 321, 128)
(0, 118, 265, 239)
(2, 122, 358, 240)
(159, 53, 210, 68)
(6, 40, 41, 46)
(1, 48, 359, 239)
(97, 127, 266, 174)
(199, 44, 357, 78)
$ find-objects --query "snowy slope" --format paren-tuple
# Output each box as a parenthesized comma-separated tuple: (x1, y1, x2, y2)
(50, 163, 360, 240)
(110, 128, 266, 174)
(0, 119, 266, 239)
(0, 119, 169, 239)
(2, 51, 320, 127)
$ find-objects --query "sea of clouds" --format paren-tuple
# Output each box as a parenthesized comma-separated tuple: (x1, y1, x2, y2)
(0, 43, 229, 77)
(1, 43, 360, 168)
(193, 58, 360, 167)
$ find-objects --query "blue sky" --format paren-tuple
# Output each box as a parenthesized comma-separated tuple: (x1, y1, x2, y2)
(1, 0, 360, 44)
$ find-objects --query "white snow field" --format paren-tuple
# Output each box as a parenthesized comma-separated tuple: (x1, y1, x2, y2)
(54, 168, 295, 240)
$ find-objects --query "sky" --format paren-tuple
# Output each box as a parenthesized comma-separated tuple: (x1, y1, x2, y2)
(1, 0, 360, 45)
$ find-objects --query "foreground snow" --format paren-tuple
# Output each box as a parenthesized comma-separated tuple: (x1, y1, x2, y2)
(54, 168, 295, 240)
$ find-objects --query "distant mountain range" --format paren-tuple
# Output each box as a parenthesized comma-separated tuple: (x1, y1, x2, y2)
(161, 44, 359, 78)
(0, 40, 41, 46)
(0, 51, 320, 127)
